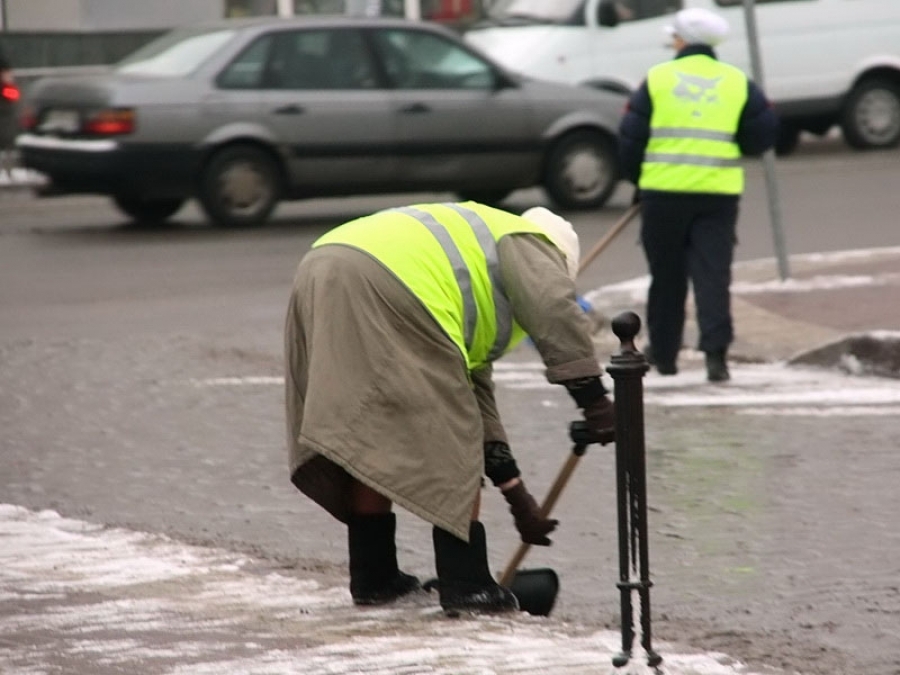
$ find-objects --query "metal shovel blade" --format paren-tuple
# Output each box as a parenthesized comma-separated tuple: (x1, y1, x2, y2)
(509, 567, 559, 616)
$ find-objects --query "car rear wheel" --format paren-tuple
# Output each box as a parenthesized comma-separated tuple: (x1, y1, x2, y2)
(112, 195, 186, 224)
(543, 130, 618, 210)
(199, 145, 281, 227)
(840, 77, 900, 149)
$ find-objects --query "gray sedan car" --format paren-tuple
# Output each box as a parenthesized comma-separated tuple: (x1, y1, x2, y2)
(17, 16, 626, 226)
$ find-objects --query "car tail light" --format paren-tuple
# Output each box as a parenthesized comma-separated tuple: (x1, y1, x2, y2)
(1, 83, 19, 102)
(82, 108, 136, 135)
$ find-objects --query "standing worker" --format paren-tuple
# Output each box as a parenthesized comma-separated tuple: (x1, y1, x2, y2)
(618, 7, 779, 382)
(284, 201, 615, 615)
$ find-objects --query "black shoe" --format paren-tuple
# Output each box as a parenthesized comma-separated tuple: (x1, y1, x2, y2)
(352, 570, 422, 606)
(437, 580, 519, 616)
(645, 344, 677, 375)
(705, 350, 730, 382)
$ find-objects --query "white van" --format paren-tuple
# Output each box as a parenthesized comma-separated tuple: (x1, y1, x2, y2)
(464, 0, 900, 153)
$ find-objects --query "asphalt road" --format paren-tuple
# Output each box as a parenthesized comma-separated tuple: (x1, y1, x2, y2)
(2, 135, 899, 675)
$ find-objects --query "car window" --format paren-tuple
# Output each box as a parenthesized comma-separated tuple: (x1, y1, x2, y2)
(614, 0, 681, 21)
(217, 35, 275, 89)
(256, 28, 377, 90)
(117, 29, 237, 77)
(370, 29, 496, 90)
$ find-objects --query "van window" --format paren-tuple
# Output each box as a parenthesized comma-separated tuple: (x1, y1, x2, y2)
(613, 0, 681, 22)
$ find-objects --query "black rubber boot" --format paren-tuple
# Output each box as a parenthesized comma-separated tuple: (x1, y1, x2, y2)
(348, 513, 420, 606)
(432, 521, 518, 616)
(705, 349, 731, 382)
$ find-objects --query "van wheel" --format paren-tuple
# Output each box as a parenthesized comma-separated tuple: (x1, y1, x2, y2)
(199, 145, 281, 227)
(543, 130, 618, 210)
(112, 195, 185, 223)
(840, 77, 900, 149)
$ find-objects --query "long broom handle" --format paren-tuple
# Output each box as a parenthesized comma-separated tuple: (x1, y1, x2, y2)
(499, 450, 584, 587)
(576, 203, 641, 278)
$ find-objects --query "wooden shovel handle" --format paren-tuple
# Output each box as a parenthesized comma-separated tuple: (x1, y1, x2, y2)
(499, 449, 584, 587)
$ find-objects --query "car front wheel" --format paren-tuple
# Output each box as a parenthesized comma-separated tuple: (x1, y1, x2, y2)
(840, 77, 900, 150)
(112, 195, 185, 224)
(199, 145, 281, 227)
(543, 130, 619, 210)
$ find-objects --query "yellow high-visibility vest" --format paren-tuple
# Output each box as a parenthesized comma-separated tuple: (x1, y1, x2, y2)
(314, 202, 558, 370)
(640, 54, 748, 194)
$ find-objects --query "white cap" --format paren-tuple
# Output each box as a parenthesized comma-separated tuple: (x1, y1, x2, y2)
(665, 8, 729, 47)
(521, 206, 580, 281)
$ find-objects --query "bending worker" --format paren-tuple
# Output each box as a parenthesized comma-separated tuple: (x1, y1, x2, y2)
(284, 201, 615, 615)
(618, 7, 779, 381)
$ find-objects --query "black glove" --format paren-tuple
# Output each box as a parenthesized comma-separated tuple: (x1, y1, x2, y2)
(562, 376, 615, 445)
(501, 481, 558, 546)
(583, 395, 615, 445)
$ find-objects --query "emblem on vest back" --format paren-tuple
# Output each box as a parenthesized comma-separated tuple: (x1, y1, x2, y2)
(672, 71, 723, 106)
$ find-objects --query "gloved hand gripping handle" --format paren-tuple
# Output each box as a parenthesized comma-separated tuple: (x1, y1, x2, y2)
(498, 422, 607, 588)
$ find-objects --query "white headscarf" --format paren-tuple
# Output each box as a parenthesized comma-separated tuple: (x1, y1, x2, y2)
(665, 7, 730, 47)
(521, 206, 580, 281)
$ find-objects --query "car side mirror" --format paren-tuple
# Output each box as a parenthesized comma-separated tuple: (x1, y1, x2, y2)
(492, 69, 518, 91)
(598, 0, 620, 27)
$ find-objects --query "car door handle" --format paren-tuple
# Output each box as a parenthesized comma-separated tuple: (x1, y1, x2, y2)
(399, 103, 430, 114)
(272, 104, 305, 115)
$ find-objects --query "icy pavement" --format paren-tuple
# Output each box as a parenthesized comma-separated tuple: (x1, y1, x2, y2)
(0, 504, 789, 675)
(495, 358, 900, 415)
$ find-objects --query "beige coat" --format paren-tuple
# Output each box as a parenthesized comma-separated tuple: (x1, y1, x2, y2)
(284, 231, 602, 541)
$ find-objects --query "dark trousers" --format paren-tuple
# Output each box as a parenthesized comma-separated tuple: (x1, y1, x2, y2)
(640, 195, 738, 366)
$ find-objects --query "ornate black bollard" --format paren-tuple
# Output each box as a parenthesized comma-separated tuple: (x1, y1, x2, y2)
(605, 311, 662, 670)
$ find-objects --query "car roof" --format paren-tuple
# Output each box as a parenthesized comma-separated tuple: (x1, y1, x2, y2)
(186, 15, 457, 35)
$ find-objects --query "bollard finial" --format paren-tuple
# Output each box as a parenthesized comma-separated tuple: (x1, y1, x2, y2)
(611, 311, 641, 353)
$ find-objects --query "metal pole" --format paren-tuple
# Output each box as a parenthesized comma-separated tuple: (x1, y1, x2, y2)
(404, 0, 421, 20)
(742, 0, 790, 280)
(605, 311, 662, 670)
(276, 0, 294, 17)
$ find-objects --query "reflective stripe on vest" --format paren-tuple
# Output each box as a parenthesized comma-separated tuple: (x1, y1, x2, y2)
(640, 55, 748, 194)
(312, 202, 551, 369)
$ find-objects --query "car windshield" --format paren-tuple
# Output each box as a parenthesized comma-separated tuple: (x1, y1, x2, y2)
(116, 28, 237, 77)
(485, 0, 584, 23)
